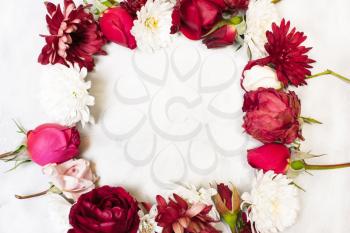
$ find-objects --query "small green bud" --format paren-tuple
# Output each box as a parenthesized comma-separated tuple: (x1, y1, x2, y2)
(291, 160, 306, 170)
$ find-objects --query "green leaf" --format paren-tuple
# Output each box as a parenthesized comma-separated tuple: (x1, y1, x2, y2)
(301, 116, 322, 124)
(5, 159, 31, 172)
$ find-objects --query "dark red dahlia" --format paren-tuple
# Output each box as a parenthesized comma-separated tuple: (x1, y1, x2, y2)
(243, 19, 315, 87)
(120, 0, 147, 17)
(38, 0, 106, 71)
(155, 194, 220, 233)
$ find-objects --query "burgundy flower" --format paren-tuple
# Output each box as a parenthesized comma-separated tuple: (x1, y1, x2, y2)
(38, 0, 106, 71)
(177, 0, 223, 40)
(68, 186, 140, 233)
(242, 88, 302, 144)
(155, 194, 220, 233)
(120, 0, 147, 17)
(247, 143, 291, 174)
(203, 24, 237, 48)
(242, 19, 315, 87)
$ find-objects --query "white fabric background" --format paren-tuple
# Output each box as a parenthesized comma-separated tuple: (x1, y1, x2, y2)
(0, 0, 349, 232)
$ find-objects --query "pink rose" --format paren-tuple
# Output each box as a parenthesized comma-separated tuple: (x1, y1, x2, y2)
(43, 159, 96, 200)
(27, 123, 80, 166)
(242, 88, 302, 144)
(247, 143, 291, 174)
(99, 7, 137, 49)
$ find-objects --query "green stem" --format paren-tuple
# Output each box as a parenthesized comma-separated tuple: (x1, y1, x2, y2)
(307, 69, 350, 83)
(15, 188, 50, 200)
(305, 163, 350, 170)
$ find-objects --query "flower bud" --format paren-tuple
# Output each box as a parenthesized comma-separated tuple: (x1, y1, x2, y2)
(99, 7, 137, 49)
(242, 65, 282, 91)
(247, 143, 290, 174)
(27, 123, 80, 166)
(203, 24, 237, 48)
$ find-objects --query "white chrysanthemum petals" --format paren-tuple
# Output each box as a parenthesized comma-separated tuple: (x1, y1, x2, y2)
(242, 65, 282, 91)
(131, 0, 174, 52)
(138, 205, 163, 233)
(40, 64, 95, 127)
(241, 171, 299, 233)
(245, 0, 280, 59)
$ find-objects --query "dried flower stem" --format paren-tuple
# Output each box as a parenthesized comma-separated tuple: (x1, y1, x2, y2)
(307, 69, 350, 83)
(305, 162, 350, 170)
(15, 185, 74, 205)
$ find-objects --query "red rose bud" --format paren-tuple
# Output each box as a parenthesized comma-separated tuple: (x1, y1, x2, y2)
(247, 143, 291, 174)
(204, 0, 248, 11)
(213, 183, 240, 232)
(27, 124, 80, 166)
(242, 88, 302, 144)
(99, 7, 137, 49)
(203, 24, 236, 48)
(179, 0, 223, 40)
(68, 186, 140, 233)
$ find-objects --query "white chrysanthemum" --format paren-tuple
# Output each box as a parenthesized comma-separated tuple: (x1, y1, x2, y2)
(245, 0, 280, 59)
(241, 171, 300, 233)
(138, 205, 163, 233)
(40, 64, 95, 127)
(47, 194, 72, 233)
(172, 184, 220, 221)
(131, 0, 174, 52)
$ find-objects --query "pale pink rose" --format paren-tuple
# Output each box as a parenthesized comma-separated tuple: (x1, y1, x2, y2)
(43, 159, 97, 200)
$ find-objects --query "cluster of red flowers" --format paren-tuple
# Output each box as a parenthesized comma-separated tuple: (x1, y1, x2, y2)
(38, 0, 251, 71)
(241, 19, 315, 175)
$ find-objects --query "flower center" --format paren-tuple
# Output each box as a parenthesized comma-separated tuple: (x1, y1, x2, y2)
(145, 16, 158, 30)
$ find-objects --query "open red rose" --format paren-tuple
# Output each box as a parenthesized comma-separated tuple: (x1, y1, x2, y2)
(247, 143, 291, 174)
(242, 88, 302, 144)
(178, 0, 223, 40)
(68, 186, 140, 233)
(203, 24, 237, 48)
(27, 123, 80, 166)
(99, 7, 137, 49)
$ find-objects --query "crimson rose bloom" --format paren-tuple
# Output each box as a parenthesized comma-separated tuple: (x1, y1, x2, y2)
(99, 7, 137, 49)
(242, 88, 302, 144)
(242, 19, 315, 87)
(176, 0, 223, 40)
(68, 186, 140, 233)
(203, 24, 237, 48)
(27, 123, 80, 166)
(38, 0, 106, 71)
(247, 143, 291, 174)
(155, 194, 220, 233)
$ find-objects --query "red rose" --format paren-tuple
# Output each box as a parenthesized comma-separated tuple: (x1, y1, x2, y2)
(178, 0, 223, 40)
(242, 88, 302, 144)
(68, 186, 140, 233)
(247, 143, 291, 174)
(27, 123, 80, 166)
(203, 24, 236, 48)
(99, 7, 137, 49)
(212, 0, 249, 11)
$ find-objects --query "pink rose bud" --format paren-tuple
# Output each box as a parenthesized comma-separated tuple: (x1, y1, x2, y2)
(43, 159, 96, 200)
(203, 24, 237, 48)
(247, 143, 291, 174)
(27, 123, 80, 166)
(99, 7, 137, 49)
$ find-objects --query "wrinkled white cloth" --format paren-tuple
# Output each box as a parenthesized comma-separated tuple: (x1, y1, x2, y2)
(0, 0, 349, 233)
